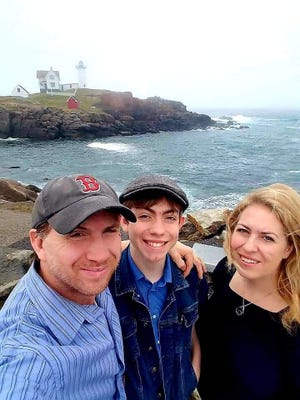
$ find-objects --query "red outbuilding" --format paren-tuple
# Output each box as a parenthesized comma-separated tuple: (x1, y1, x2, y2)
(67, 96, 79, 109)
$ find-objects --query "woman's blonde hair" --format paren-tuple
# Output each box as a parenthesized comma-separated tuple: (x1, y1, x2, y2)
(224, 183, 300, 332)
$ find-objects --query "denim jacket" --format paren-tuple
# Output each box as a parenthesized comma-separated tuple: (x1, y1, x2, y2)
(110, 247, 206, 400)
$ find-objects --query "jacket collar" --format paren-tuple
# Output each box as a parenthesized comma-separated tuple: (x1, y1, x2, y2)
(113, 247, 189, 296)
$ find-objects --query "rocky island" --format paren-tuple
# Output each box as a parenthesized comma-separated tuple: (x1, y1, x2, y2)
(0, 89, 245, 140)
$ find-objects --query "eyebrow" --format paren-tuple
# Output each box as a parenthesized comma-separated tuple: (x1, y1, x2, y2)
(138, 206, 180, 214)
(74, 220, 120, 231)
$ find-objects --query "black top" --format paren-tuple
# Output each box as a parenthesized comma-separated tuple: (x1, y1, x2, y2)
(196, 257, 300, 400)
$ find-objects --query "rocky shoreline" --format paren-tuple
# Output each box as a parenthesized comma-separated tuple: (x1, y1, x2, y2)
(0, 91, 247, 140)
(0, 178, 227, 305)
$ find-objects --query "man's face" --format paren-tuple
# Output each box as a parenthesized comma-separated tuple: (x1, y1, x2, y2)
(30, 211, 122, 304)
(121, 197, 184, 268)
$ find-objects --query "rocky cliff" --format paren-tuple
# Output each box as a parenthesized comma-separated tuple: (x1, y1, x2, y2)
(0, 91, 215, 140)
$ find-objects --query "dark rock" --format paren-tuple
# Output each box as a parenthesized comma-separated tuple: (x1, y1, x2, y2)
(0, 247, 33, 299)
(0, 178, 39, 202)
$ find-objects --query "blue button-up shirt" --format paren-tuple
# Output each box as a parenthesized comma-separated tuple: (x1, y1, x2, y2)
(127, 248, 172, 352)
(0, 262, 126, 400)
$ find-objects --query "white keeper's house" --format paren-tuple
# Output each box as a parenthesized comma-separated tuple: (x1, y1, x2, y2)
(36, 67, 61, 93)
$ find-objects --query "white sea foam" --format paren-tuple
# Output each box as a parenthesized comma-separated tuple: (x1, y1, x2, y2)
(213, 114, 253, 125)
(286, 126, 300, 130)
(188, 193, 244, 211)
(289, 170, 300, 174)
(87, 142, 133, 152)
(231, 115, 252, 124)
(0, 137, 20, 142)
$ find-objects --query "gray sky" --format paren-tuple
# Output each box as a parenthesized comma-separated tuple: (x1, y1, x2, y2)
(1, 0, 300, 110)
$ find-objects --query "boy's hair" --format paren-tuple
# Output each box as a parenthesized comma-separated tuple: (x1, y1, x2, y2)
(119, 175, 189, 212)
(122, 192, 184, 216)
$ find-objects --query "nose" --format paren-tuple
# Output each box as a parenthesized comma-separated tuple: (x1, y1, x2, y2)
(149, 217, 165, 235)
(242, 234, 258, 252)
(85, 236, 114, 263)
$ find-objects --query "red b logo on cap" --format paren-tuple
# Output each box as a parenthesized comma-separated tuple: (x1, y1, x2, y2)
(75, 176, 100, 192)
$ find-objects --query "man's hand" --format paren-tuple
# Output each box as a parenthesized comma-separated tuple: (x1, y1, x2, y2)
(169, 241, 206, 278)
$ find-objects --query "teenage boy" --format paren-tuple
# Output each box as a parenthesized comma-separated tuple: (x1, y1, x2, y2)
(109, 175, 208, 400)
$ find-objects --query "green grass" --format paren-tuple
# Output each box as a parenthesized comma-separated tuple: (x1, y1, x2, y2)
(0, 89, 110, 113)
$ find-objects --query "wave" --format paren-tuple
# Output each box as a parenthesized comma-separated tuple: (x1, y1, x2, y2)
(231, 115, 253, 124)
(286, 126, 300, 130)
(0, 137, 21, 142)
(213, 114, 253, 124)
(87, 142, 134, 152)
(188, 192, 244, 212)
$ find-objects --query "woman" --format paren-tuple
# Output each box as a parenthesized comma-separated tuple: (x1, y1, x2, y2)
(197, 183, 300, 399)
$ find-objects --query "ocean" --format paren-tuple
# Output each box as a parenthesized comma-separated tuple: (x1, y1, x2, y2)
(0, 108, 299, 212)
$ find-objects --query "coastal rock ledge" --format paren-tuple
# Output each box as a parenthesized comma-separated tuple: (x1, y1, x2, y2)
(0, 92, 214, 140)
(0, 178, 228, 303)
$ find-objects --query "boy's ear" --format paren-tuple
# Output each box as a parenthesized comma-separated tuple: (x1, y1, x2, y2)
(120, 215, 130, 232)
(179, 215, 185, 229)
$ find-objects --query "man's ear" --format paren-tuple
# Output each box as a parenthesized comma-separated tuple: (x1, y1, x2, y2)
(120, 215, 130, 233)
(29, 229, 46, 261)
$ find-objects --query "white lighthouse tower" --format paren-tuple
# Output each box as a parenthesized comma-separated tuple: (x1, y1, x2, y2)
(76, 60, 87, 88)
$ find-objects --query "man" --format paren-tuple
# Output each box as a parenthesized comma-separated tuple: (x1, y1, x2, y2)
(0, 174, 136, 400)
(110, 175, 208, 400)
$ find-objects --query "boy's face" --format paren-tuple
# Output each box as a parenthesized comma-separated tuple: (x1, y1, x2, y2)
(121, 197, 185, 267)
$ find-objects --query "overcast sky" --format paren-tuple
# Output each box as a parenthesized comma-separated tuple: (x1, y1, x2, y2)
(1, 0, 300, 110)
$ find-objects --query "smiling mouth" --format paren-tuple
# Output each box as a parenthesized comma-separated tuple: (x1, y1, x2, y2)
(81, 266, 107, 273)
(145, 241, 166, 248)
(240, 255, 259, 265)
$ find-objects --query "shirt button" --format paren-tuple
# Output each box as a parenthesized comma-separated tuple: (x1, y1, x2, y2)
(148, 346, 153, 351)
(157, 392, 163, 398)
(152, 366, 158, 373)
(152, 314, 157, 319)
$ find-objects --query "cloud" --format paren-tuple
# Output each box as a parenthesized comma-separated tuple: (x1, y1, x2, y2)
(1, 0, 300, 109)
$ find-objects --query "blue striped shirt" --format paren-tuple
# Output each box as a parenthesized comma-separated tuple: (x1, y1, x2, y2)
(0, 262, 126, 400)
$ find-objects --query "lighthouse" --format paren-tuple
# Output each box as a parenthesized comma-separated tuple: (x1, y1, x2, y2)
(76, 60, 87, 88)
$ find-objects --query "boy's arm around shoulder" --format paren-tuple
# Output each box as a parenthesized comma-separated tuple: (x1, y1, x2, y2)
(169, 241, 206, 279)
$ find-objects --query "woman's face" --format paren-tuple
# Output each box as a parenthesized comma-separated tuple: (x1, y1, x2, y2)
(230, 203, 292, 282)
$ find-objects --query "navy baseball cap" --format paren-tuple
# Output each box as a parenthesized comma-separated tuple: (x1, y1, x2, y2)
(32, 174, 136, 234)
(119, 174, 189, 211)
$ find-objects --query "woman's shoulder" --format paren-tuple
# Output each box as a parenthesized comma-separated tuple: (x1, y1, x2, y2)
(211, 256, 233, 283)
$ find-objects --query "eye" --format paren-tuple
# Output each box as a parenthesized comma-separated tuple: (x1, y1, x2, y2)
(68, 231, 85, 238)
(165, 215, 177, 222)
(138, 214, 150, 220)
(236, 227, 249, 234)
(263, 235, 275, 242)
